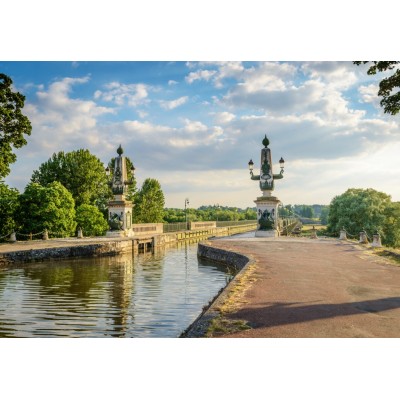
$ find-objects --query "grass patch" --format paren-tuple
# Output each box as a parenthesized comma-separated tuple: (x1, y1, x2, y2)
(299, 225, 328, 237)
(373, 248, 400, 266)
(206, 263, 257, 337)
(206, 317, 251, 337)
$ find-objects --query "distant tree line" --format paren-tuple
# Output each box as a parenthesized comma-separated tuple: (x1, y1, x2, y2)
(163, 205, 257, 223)
(278, 204, 329, 224)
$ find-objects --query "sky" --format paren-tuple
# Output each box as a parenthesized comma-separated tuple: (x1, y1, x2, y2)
(2, 60, 399, 209)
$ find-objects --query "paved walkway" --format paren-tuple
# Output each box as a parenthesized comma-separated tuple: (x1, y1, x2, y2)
(205, 235, 400, 338)
(0, 236, 127, 254)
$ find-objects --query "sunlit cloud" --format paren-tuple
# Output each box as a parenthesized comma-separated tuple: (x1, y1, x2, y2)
(159, 96, 188, 110)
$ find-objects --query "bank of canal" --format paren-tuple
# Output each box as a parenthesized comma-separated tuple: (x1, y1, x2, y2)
(0, 241, 237, 338)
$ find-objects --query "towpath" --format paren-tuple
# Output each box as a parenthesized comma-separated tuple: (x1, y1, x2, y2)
(203, 235, 400, 338)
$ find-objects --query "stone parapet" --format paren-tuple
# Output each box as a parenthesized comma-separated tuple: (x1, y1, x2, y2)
(132, 223, 163, 235)
(189, 221, 217, 230)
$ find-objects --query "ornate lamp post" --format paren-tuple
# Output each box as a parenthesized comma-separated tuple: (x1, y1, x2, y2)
(184, 198, 190, 230)
(248, 134, 285, 237)
(105, 145, 136, 237)
(215, 203, 220, 222)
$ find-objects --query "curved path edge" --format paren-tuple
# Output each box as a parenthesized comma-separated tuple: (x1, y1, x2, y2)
(180, 241, 252, 338)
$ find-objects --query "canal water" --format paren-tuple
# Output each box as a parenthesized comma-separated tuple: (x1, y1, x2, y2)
(0, 242, 235, 338)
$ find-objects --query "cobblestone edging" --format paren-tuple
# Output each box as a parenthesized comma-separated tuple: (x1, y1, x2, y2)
(180, 241, 251, 338)
(0, 241, 132, 266)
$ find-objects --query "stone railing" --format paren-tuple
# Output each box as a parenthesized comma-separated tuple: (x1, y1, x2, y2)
(189, 221, 216, 230)
(339, 227, 382, 248)
(131, 223, 163, 235)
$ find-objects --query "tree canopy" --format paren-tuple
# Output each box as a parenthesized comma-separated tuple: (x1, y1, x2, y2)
(31, 149, 111, 210)
(163, 205, 257, 223)
(75, 204, 109, 237)
(0, 73, 32, 178)
(17, 181, 77, 238)
(0, 182, 19, 241)
(133, 178, 165, 223)
(354, 61, 400, 115)
(327, 188, 399, 246)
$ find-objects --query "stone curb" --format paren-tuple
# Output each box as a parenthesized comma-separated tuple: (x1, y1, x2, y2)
(0, 242, 127, 266)
(180, 241, 253, 338)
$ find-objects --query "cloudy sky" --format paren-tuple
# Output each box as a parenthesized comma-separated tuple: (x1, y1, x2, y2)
(2, 61, 399, 208)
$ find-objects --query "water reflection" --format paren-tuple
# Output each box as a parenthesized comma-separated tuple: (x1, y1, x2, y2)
(0, 242, 234, 338)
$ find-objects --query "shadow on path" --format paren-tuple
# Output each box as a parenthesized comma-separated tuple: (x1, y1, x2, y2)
(231, 297, 400, 328)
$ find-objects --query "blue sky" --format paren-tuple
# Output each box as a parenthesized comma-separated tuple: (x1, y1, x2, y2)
(2, 60, 400, 208)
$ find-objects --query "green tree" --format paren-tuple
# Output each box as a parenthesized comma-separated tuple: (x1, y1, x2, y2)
(327, 188, 392, 241)
(0, 73, 32, 178)
(75, 204, 109, 237)
(279, 204, 294, 218)
(133, 178, 165, 223)
(382, 202, 400, 248)
(300, 205, 314, 218)
(31, 149, 111, 210)
(244, 207, 257, 220)
(320, 206, 329, 225)
(17, 181, 76, 238)
(0, 182, 19, 241)
(354, 61, 400, 115)
(163, 208, 186, 223)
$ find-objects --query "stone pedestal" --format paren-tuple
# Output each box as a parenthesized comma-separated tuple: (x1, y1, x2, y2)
(371, 233, 382, 248)
(106, 229, 134, 238)
(339, 229, 347, 240)
(310, 227, 318, 239)
(254, 193, 280, 238)
(359, 231, 368, 244)
(106, 196, 133, 237)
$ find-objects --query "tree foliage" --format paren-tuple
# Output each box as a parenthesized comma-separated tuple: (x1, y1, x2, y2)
(0, 73, 32, 178)
(320, 206, 329, 225)
(382, 202, 400, 248)
(327, 188, 399, 246)
(31, 149, 111, 210)
(0, 182, 19, 240)
(163, 205, 257, 223)
(133, 178, 165, 223)
(17, 181, 77, 237)
(354, 61, 400, 115)
(75, 204, 109, 237)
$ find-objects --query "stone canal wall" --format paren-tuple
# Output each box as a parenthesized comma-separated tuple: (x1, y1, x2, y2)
(0, 223, 257, 266)
(0, 240, 133, 266)
(181, 241, 252, 338)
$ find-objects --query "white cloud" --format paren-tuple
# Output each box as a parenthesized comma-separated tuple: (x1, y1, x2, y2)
(185, 62, 245, 88)
(24, 76, 114, 153)
(137, 110, 149, 118)
(358, 83, 380, 107)
(168, 80, 178, 85)
(212, 111, 235, 124)
(185, 69, 217, 84)
(159, 96, 188, 110)
(301, 61, 358, 90)
(94, 82, 151, 107)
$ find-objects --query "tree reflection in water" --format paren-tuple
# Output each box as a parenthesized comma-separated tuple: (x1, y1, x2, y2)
(0, 241, 234, 338)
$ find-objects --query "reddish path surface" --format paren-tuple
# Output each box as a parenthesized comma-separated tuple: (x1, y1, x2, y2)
(207, 236, 400, 338)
